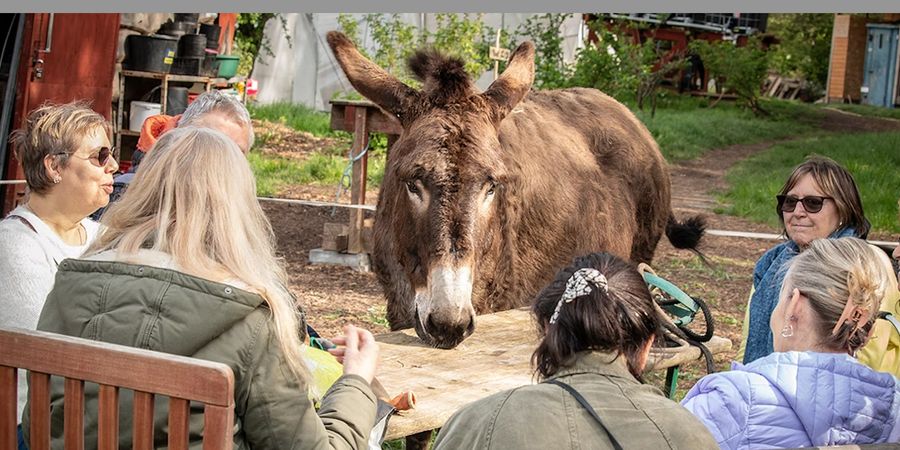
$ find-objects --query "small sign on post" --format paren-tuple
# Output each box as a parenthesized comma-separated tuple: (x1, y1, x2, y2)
(489, 46, 510, 61)
(490, 29, 509, 81)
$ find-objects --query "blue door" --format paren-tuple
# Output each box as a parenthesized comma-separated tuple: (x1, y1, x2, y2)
(863, 24, 899, 108)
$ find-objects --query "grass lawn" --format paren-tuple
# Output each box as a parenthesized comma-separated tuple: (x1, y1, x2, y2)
(249, 150, 386, 198)
(822, 103, 900, 121)
(247, 103, 388, 197)
(248, 101, 345, 137)
(634, 97, 822, 162)
(722, 131, 900, 233)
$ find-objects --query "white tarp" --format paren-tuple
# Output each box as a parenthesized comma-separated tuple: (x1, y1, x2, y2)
(252, 13, 586, 111)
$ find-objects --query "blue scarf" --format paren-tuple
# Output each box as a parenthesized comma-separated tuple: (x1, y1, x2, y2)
(743, 227, 859, 364)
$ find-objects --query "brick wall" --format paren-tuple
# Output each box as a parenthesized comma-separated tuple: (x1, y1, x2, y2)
(828, 14, 869, 102)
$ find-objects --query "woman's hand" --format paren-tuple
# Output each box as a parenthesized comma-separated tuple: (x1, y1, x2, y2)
(328, 324, 380, 383)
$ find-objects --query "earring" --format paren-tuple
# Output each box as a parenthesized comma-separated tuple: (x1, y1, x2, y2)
(52, 176, 61, 184)
(781, 315, 797, 338)
(780, 324, 794, 338)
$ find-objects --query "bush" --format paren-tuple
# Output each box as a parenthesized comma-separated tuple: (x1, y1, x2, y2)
(690, 37, 770, 116)
(767, 14, 833, 94)
(515, 14, 571, 89)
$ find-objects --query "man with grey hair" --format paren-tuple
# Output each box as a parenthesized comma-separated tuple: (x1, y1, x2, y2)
(96, 91, 254, 218)
(178, 89, 254, 154)
(133, 90, 254, 167)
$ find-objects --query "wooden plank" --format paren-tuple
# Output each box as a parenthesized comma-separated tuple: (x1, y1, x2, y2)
(375, 307, 731, 440)
(202, 404, 234, 450)
(97, 385, 119, 450)
(28, 372, 50, 450)
(321, 223, 349, 252)
(121, 70, 210, 83)
(361, 218, 375, 255)
(168, 397, 190, 450)
(329, 103, 347, 132)
(329, 100, 403, 135)
(348, 107, 370, 254)
(133, 391, 154, 450)
(0, 328, 233, 407)
(63, 379, 84, 450)
(0, 367, 15, 450)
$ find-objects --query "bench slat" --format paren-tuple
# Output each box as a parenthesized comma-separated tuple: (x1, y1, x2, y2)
(63, 378, 84, 450)
(133, 391, 154, 450)
(29, 372, 50, 450)
(203, 404, 234, 450)
(168, 397, 190, 450)
(0, 367, 15, 450)
(97, 385, 119, 450)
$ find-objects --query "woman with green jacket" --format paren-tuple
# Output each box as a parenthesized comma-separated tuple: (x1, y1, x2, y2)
(433, 252, 717, 450)
(23, 127, 379, 450)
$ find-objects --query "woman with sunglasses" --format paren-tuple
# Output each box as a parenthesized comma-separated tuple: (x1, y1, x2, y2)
(0, 101, 117, 439)
(739, 156, 871, 364)
(684, 237, 900, 449)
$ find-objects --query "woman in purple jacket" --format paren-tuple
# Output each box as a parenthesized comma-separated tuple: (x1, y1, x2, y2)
(683, 237, 900, 449)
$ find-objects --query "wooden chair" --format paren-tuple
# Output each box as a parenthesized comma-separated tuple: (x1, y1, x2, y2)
(0, 327, 234, 450)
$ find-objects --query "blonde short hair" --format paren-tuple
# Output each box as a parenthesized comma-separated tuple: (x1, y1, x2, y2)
(9, 100, 110, 194)
(782, 237, 892, 354)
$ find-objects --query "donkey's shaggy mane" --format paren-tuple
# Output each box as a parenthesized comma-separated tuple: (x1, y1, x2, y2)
(408, 49, 474, 105)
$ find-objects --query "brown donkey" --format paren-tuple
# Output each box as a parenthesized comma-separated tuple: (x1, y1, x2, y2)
(327, 31, 704, 350)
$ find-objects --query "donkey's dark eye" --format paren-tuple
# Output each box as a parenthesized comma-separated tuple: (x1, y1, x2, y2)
(486, 181, 496, 196)
(406, 181, 419, 194)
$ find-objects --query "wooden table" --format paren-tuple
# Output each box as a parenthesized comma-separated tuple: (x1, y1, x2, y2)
(374, 307, 732, 441)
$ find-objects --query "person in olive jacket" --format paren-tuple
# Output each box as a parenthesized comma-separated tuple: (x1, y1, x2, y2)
(23, 127, 380, 450)
(433, 252, 718, 450)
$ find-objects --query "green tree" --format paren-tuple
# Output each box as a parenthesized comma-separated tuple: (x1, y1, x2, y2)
(564, 20, 646, 101)
(336, 14, 418, 85)
(430, 13, 494, 78)
(337, 14, 505, 84)
(691, 37, 771, 115)
(767, 14, 834, 94)
(234, 13, 291, 77)
(516, 14, 571, 89)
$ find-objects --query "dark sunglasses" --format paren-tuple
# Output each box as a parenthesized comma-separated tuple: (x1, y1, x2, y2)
(54, 146, 114, 167)
(776, 194, 832, 214)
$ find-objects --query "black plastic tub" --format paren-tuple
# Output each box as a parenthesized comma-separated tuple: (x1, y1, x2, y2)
(123, 34, 177, 73)
(178, 34, 207, 58)
(174, 13, 200, 24)
(144, 86, 189, 115)
(200, 23, 221, 50)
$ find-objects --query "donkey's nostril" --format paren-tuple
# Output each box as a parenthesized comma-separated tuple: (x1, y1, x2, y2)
(464, 316, 475, 337)
(425, 314, 438, 334)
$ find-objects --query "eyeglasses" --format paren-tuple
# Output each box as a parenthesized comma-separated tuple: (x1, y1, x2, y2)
(54, 146, 114, 167)
(776, 194, 833, 214)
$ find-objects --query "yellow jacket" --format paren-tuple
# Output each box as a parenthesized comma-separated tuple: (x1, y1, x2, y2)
(856, 248, 900, 376)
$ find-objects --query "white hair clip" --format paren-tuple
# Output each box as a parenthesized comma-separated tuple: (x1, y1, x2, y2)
(549, 268, 609, 324)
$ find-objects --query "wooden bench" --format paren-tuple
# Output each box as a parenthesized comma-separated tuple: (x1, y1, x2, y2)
(0, 327, 235, 450)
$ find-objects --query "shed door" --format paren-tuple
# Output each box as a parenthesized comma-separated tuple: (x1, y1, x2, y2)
(863, 25, 899, 108)
(2, 13, 119, 214)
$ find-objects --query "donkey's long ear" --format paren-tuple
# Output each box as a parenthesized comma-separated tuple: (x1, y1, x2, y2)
(481, 41, 535, 127)
(327, 31, 418, 124)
